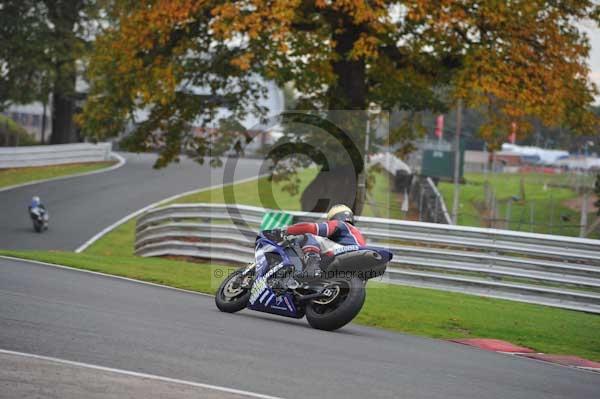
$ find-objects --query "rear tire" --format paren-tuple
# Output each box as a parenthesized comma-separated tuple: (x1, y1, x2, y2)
(306, 277, 365, 331)
(215, 269, 252, 313)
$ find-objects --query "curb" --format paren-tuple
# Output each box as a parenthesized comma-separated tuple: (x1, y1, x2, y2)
(450, 338, 600, 373)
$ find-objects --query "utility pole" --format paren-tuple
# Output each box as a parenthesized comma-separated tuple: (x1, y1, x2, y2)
(451, 99, 463, 225)
(357, 116, 371, 213)
(357, 104, 380, 215)
(580, 187, 588, 237)
(579, 141, 593, 237)
(41, 101, 47, 144)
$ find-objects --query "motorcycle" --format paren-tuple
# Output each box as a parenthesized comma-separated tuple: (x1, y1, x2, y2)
(215, 231, 393, 331)
(29, 206, 49, 233)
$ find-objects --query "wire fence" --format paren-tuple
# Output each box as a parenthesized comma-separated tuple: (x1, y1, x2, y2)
(375, 168, 599, 238)
(0, 120, 21, 146)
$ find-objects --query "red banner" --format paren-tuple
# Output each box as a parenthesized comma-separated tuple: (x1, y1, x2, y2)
(434, 115, 444, 139)
(509, 121, 517, 144)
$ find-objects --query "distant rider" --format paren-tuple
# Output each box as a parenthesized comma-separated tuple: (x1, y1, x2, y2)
(28, 196, 46, 212)
(267, 204, 366, 280)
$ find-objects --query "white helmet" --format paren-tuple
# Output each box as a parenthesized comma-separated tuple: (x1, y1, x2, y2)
(326, 204, 354, 224)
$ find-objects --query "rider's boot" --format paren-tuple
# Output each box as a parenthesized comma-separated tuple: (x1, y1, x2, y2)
(295, 252, 322, 281)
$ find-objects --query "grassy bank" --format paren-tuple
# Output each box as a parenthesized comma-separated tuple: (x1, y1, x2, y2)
(438, 172, 591, 236)
(0, 250, 216, 294)
(0, 161, 117, 189)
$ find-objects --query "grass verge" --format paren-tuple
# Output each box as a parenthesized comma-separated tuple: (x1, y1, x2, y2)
(0, 161, 117, 189)
(438, 172, 591, 236)
(0, 250, 217, 294)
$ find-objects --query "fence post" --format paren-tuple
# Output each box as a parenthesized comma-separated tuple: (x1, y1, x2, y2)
(550, 192, 555, 234)
(530, 201, 534, 233)
(580, 187, 589, 237)
(418, 183, 424, 222)
(505, 199, 512, 230)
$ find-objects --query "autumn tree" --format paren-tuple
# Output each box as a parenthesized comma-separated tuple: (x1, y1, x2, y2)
(0, 0, 96, 144)
(82, 0, 599, 212)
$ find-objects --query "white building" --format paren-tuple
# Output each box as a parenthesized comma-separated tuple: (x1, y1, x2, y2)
(2, 102, 50, 142)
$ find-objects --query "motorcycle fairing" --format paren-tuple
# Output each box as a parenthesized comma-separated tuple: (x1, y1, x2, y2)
(247, 237, 300, 318)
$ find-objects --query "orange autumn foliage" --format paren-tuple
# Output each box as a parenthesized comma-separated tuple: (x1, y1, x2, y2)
(81, 0, 599, 163)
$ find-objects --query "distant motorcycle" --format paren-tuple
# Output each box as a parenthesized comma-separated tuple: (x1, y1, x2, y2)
(29, 206, 49, 233)
(215, 230, 393, 331)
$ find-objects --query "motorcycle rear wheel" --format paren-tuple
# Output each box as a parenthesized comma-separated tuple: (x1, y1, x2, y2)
(215, 269, 252, 313)
(305, 277, 365, 331)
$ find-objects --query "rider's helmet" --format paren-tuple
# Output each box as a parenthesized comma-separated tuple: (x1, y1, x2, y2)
(31, 196, 41, 206)
(326, 204, 354, 225)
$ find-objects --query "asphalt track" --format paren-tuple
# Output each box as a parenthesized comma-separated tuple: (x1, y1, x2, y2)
(1, 152, 599, 398)
(0, 153, 263, 251)
(0, 258, 598, 399)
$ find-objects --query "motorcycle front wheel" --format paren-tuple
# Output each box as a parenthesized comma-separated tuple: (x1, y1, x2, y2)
(305, 277, 366, 331)
(215, 269, 252, 313)
(33, 220, 43, 233)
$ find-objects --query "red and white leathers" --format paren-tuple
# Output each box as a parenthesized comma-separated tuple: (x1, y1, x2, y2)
(285, 220, 366, 257)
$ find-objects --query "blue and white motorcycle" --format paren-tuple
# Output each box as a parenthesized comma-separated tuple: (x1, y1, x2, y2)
(215, 231, 393, 331)
(29, 206, 49, 233)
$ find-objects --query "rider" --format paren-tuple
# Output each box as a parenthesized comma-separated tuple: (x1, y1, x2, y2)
(28, 196, 46, 212)
(269, 204, 366, 280)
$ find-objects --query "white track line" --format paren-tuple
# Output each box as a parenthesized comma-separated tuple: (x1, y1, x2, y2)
(0, 152, 126, 193)
(0, 348, 283, 399)
(74, 173, 267, 253)
(0, 255, 214, 298)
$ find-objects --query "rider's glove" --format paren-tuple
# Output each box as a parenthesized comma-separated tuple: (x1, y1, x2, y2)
(265, 228, 285, 242)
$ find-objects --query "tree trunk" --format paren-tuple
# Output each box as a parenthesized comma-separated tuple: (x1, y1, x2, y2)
(300, 165, 359, 213)
(41, 100, 47, 144)
(300, 16, 368, 214)
(50, 70, 77, 144)
(47, 1, 82, 144)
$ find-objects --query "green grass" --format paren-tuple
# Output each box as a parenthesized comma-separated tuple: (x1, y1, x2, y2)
(362, 171, 402, 219)
(359, 282, 600, 361)
(438, 172, 589, 236)
(2, 248, 599, 361)
(0, 250, 217, 294)
(86, 219, 137, 257)
(0, 161, 116, 189)
(84, 169, 321, 257)
(170, 168, 318, 210)
(4, 166, 599, 362)
(0, 114, 37, 145)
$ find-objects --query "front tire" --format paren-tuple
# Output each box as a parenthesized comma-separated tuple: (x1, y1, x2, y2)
(306, 277, 366, 331)
(215, 269, 252, 313)
(33, 220, 43, 233)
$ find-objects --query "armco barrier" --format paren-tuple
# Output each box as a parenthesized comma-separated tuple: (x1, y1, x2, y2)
(134, 203, 600, 313)
(0, 143, 112, 168)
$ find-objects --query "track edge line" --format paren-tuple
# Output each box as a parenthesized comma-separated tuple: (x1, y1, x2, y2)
(74, 173, 267, 253)
(0, 255, 214, 298)
(0, 348, 283, 399)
